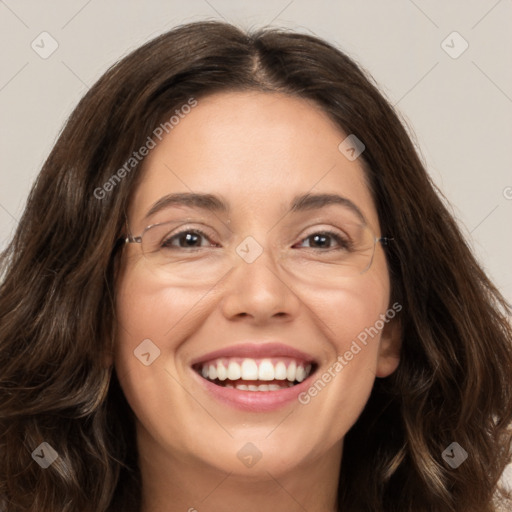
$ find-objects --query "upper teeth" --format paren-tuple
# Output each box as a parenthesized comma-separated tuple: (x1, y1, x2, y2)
(198, 358, 312, 383)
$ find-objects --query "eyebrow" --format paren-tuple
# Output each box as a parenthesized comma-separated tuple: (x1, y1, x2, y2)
(143, 192, 366, 223)
(144, 192, 228, 220)
(289, 193, 365, 223)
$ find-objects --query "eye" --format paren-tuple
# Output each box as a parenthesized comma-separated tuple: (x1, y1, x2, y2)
(294, 230, 352, 251)
(161, 229, 218, 249)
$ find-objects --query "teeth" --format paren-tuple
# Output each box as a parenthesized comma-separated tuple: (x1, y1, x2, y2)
(241, 359, 259, 380)
(274, 361, 287, 380)
(232, 382, 294, 391)
(198, 357, 313, 384)
(287, 361, 296, 382)
(216, 361, 227, 381)
(258, 359, 275, 380)
(227, 361, 241, 380)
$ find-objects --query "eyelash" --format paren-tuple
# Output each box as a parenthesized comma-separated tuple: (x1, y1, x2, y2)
(294, 230, 351, 251)
(162, 228, 350, 251)
(162, 229, 218, 250)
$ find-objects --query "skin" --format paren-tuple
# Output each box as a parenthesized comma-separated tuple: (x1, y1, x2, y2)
(113, 91, 401, 512)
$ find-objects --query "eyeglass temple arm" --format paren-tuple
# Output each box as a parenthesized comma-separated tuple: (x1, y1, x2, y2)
(124, 235, 142, 244)
(378, 236, 394, 246)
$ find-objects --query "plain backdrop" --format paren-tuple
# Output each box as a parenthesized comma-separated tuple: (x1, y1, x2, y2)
(0, 0, 511, 490)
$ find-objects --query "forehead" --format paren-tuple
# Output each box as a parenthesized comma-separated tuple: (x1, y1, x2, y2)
(128, 91, 379, 232)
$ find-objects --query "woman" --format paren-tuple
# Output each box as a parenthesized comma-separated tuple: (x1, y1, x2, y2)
(1, 20, 511, 512)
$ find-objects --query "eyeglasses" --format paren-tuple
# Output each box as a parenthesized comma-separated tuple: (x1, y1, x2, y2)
(123, 219, 392, 286)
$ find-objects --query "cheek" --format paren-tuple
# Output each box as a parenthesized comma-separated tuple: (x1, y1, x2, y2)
(307, 272, 389, 353)
(113, 260, 207, 387)
(113, 266, 212, 444)
(288, 273, 391, 449)
(299, 261, 390, 397)
(115, 257, 210, 338)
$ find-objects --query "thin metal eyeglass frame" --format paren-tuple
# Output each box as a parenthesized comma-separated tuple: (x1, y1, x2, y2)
(123, 221, 393, 276)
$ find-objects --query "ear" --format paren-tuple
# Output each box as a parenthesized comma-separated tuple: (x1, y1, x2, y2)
(375, 315, 402, 378)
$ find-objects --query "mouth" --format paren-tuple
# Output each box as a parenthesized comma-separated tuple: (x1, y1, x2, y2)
(190, 342, 319, 411)
(192, 357, 317, 391)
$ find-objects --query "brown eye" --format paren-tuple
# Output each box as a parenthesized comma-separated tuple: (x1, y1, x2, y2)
(162, 229, 216, 249)
(294, 231, 352, 251)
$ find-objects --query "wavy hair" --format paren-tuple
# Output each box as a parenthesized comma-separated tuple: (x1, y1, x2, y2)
(1, 20, 511, 512)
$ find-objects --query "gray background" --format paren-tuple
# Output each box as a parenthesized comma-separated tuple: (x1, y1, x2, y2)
(0, 0, 511, 488)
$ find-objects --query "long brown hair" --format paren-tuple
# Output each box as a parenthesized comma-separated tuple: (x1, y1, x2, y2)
(1, 20, 511, 512)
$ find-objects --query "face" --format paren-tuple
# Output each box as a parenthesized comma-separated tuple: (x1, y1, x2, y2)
(113, 91, 400, 482)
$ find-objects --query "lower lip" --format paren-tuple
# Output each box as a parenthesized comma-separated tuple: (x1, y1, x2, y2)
(191, 369, 316, 412)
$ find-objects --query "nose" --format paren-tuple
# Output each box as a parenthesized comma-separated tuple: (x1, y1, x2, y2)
(220, 244, 301, 325)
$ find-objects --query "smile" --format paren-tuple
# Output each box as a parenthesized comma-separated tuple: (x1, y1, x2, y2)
(190, 343, 319, 411)
(193, 357, 314, 391)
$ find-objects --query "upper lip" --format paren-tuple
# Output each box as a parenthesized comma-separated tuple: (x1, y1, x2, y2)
(190, 342, 317, 366)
